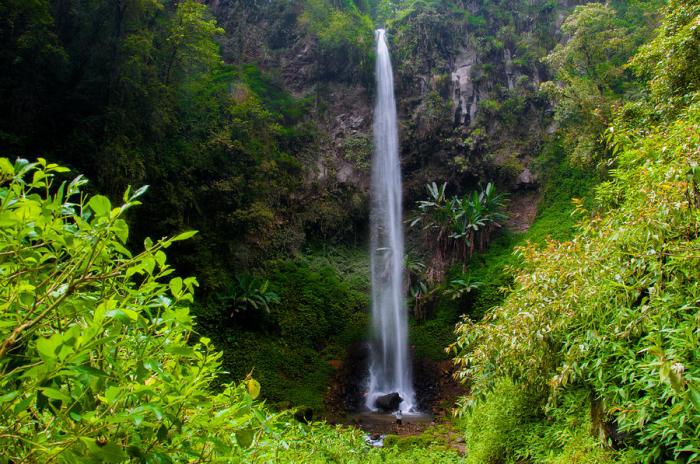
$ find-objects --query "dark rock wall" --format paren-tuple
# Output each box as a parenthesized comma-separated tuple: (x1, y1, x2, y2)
(207, 0, 582, 240)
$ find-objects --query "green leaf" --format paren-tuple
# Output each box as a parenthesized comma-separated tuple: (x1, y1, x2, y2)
(0, 158, 15, 175)
(79, 437, 128, 463)
(171, 230, 198, 242)
(112, 219, 129, 244)
(41, 387, 72, 403)
(689, 385, 700, 412)
(169, 277, 183, 297)
(0, 391, 19, 404)
(88, 195, 112, 217)
(235, 428, 255, 448)
(104, 386, 121, 405)
(36, 335, 61, 361)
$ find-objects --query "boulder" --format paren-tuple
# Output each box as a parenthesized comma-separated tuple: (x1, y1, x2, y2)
(374, 392, 403, 412)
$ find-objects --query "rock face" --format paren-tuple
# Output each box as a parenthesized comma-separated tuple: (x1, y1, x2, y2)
(208, 0, 374, 241)
(206, 0, 584, 244)
(374, 392, 403, 412)
(451, 48, 478, 125)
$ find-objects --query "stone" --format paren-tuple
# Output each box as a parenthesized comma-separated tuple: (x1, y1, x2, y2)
(517, 168, 537, 187)
(374, 392, 403, 412)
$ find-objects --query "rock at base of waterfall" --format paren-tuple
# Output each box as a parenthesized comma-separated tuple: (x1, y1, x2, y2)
(516, 168, 537, 188)
(374, 392, 403, 412)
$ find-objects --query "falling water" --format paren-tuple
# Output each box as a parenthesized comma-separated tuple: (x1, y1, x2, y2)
(366, 29, 415, 413)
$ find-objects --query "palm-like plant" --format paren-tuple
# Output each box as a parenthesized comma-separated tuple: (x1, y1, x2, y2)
(218, 275, 280, 316)
(410, 181, 508, 264)
(478, 182, 509, 250)
(404, 253, 431, 319)
(443, 275, 482, 300)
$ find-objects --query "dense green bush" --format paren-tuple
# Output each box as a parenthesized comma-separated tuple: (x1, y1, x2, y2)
(453, 2, 700, 459)
(197, 252, 370, 411)
(462, 379, 540, 463)
(0, 157, 469, 463)
(0, 158, 281, 462)
(462, 381, 619, 464)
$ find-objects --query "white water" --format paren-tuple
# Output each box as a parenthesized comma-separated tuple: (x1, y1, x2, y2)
(366, 29, 415, 413)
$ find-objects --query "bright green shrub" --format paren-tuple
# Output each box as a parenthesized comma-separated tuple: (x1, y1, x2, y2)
(454, 3, 700, 461)
(0, 158, 281, 461)
(0, 157, 466, 462)
(462, 381, 619, 464)
(456, 102, 700, 461)
(520, 390, 620, 464)
(463, 379, 539, 464)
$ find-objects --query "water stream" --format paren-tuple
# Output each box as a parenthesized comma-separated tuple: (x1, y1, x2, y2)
(366, 29, 415, 413)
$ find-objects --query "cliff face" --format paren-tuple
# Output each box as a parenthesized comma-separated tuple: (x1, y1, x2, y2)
(207, 0, 579, 239)
(387, 0, 580, 201)
(208, 0, 375, 241)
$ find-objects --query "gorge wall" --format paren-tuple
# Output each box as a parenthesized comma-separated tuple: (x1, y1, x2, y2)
(207, 0, 582, 227)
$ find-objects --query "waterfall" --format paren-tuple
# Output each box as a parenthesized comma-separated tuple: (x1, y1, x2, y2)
(366, 29, 415, 413)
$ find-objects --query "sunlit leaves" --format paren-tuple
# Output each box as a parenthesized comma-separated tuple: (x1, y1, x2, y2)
(453, 98, 700, 459)
(0, 158, 274, 462)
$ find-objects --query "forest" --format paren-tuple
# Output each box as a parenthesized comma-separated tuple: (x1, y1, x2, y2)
(0, 0, 698, 462)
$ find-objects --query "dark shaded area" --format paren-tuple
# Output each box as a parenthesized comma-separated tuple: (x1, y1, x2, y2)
(325, 341, 466, 419)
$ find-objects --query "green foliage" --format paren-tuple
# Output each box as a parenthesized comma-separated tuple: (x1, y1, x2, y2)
(541, 2, 660, 167)
(199, 250, 369, 412)
(0, 1, 318, 290)
(462, 137, 597, 321)
(630, 0, 700, 114)
(215, 275, 280, 316)
(442, 275, 481, 301)
(0, 158, 279, 461)
(382, 424, 464, 457)
(0, 158, 469, 462)
(453, 4, 700, 458)
(462, 379, 540, 463)
(462, 381, 619, 464)
(411, 182, 508, 262)
(300, 0, 374, 82)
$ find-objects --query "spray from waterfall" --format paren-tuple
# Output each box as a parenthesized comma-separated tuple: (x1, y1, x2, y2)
(366, 29, 415, 413)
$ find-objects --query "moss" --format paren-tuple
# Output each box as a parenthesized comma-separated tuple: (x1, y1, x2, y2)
(410, 295, 461, 360)
(200, 248, 371, 413)
(463, 382, 620, 464)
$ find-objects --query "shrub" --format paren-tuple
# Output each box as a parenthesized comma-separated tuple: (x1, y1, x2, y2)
(0, 157, 278, 461)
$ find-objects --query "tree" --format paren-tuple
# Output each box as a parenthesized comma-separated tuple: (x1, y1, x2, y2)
(541, 3, 634, 167)
(411, 182, 508, 267)
(0, 157, 274, 461)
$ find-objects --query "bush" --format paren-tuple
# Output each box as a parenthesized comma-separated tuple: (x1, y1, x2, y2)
(463, 379, 539, 463)
(0, 158, 278, 461)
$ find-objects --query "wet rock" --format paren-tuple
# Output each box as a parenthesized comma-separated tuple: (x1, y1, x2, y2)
(516, 168, 537, 188)
(374, 392, 403, 412)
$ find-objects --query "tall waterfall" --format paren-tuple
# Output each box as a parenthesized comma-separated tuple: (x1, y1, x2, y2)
(367, 29, 415, 413)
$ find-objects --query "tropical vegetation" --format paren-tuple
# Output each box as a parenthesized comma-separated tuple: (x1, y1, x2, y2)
(1, 0, 699, 462)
